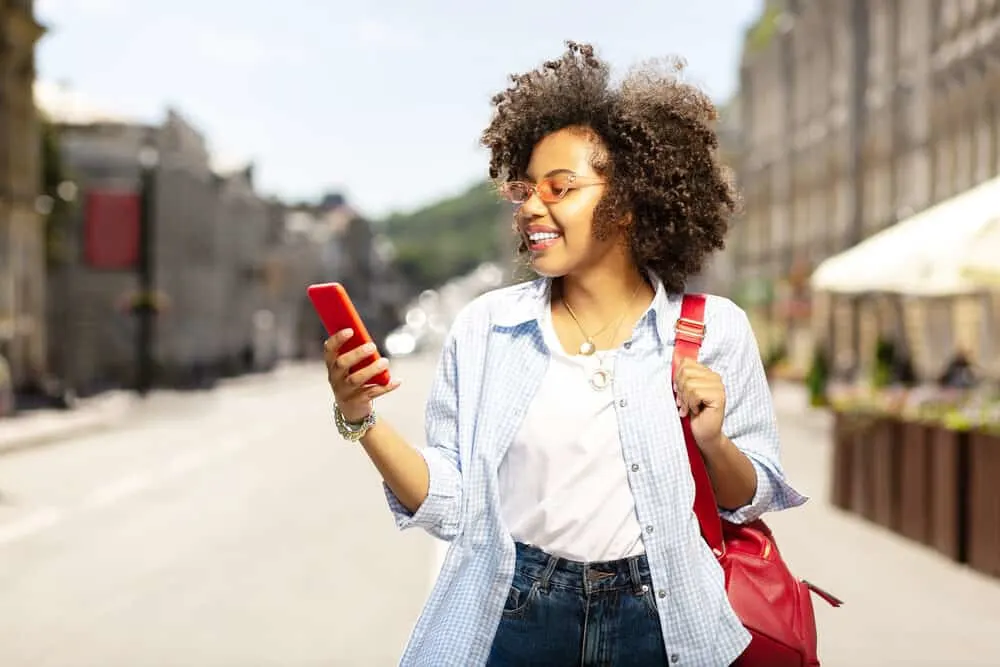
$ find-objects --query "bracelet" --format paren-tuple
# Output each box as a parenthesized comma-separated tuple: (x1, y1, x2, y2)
(334, 403, 377, 442)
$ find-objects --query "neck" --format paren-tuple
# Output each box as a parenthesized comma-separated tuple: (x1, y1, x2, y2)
(556, 255, 652, 326)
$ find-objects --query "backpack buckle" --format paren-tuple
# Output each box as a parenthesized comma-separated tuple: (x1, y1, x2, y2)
(675, 317, 706, 344)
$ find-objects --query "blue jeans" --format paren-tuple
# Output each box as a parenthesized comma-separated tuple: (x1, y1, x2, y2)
(487, 542, 669, 666)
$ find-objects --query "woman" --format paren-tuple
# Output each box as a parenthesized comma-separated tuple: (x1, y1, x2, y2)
(324, 42, 805, 667)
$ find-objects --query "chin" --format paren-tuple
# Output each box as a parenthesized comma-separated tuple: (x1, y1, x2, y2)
(528, 254, 570, 279)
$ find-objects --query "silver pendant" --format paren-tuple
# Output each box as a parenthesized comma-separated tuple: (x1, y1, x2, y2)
(589, 368, 612, 391)
(579, 340, 596, 356)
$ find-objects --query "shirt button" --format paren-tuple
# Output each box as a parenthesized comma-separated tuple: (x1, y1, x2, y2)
(624, 340, 632, 349)
(658, 589, 667, 598)
(631, 463, 640, 472)
(619, 399, 628, 408)
(645, 525, 654, 533)
(670, 653, 680, 663)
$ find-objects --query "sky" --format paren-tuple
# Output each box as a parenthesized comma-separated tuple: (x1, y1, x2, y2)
(35, 0, 763, 219)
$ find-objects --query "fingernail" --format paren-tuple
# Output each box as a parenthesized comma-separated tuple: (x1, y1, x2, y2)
(376, 358, 389, 367)
(363, 343, 377, 353)
(340, 328, 353, 338)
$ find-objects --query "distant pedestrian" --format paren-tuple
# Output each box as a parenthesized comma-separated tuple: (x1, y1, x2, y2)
(323, 42, 805, 666)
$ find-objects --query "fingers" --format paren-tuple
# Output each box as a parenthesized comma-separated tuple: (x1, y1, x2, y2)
(323, 329, 395, 395)
(675, 379, 721, 416)
(673, 358, 724, 417)
(344, 357, 390, 388)
(323, 329, 355, 364)
(362, 380, 402, 400)
(337, 342, 379, 377)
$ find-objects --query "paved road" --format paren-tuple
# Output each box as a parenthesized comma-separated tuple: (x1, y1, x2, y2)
(2, 355, 1000, 666)
(0, 357, 441, 667)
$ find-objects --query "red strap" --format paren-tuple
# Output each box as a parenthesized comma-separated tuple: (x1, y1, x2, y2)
(672, 294, 726, 556)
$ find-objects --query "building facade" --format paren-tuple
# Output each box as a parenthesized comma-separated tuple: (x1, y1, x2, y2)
(46, 111, 294, 393)
(734, 0, 1000, 378)
(0, 1, 45, 394)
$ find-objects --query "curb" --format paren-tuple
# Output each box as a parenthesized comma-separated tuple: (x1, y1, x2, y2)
(0, 362, 314, 457)
(0, 394, 135, 457)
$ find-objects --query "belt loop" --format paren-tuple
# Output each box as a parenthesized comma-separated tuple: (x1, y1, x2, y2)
(628, 557, 645, 595)
(538, 553, 559, 593)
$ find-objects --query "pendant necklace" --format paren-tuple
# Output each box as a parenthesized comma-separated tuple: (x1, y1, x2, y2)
(563, 281, 643, 391)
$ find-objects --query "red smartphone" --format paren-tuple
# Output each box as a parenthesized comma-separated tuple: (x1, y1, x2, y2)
(307, 282, 391, 386)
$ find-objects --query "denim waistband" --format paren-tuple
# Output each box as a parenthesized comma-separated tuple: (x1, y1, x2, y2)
(513, 542, 653, 595)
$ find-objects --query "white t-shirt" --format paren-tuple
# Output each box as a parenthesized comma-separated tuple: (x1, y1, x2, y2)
(497, 305, 645, 562)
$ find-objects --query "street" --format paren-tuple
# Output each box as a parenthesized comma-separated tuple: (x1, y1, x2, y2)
(2, 352, 1000, 666)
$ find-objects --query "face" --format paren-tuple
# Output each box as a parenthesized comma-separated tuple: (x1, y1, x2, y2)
(505, 128, 626, 278)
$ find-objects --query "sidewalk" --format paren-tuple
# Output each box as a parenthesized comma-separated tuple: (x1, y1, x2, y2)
(0, 391, 137, 456)
(0, 361, 322, 456)
(767, 381, 1000, 666)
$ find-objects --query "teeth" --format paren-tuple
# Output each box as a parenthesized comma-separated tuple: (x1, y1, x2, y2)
(529, 232, 560, 242)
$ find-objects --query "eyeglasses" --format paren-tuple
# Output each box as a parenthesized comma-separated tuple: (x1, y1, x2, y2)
(498, 171, 605, 205)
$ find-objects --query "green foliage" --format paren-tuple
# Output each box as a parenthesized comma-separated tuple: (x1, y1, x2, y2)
(379, 181, 506, 293)
(806, 346, 830, 407)
(872, 338, 896, 389)
(763, 340, 787, 373)
(744, 1, 782, 54)
(39, 114, 78, 266)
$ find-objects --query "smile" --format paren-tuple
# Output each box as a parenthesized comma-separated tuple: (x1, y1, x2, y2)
(527, 231, 562, 250)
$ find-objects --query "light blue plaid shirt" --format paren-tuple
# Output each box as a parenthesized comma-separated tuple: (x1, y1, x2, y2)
(384, 275, 807, 666)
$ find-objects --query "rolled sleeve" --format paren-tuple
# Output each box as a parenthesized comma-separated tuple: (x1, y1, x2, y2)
(382, 332, 464, 542)
(712, 303, 808, 524)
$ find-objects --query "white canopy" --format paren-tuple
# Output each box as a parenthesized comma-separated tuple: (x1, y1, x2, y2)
(811, 175, 1000, 296)
(961, 217, 1000, 287)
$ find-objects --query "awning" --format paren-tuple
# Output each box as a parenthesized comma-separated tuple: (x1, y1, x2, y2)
(810, 175, 1000, 296)
(961, 217, 1000, 287)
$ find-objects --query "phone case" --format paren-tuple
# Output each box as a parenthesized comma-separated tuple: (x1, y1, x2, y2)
(307, 282, 391, 386)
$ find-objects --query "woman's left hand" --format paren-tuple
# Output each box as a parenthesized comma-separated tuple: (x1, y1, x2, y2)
(673, 357, 726, 453)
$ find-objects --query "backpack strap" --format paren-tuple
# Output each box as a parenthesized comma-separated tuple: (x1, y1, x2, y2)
(672, 294, 726, 556)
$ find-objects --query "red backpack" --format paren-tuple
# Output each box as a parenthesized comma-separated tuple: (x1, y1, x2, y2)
(674, 294, 842, 666)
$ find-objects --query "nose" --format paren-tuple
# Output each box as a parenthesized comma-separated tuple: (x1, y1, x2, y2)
(518, 188, 548, 217)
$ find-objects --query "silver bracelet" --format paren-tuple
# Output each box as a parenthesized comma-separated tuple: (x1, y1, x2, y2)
(334, 403, 376, 442)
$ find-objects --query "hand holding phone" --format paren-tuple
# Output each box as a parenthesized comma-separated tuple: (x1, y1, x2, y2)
(307, 282, 391, 386)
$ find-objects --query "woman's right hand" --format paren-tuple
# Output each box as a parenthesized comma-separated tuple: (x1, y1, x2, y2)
(324, 329, 401, 423)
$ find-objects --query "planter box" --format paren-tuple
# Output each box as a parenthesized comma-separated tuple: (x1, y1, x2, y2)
(898, 421, 934, 546)
(967, 431, 1000, 578)
(831, 411, 854, 510)
(927, 427, 969, 562)
(848, 418, 877, 521)
(870, 417, 902, 531)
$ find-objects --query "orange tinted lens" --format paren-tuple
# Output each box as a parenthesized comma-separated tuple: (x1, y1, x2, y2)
(538, 176, 571, 202)
(502, 182, 533, 203)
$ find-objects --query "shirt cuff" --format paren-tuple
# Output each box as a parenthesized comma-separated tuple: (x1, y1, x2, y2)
(718, 455, 808, 524)
(382, 447, 462, 540)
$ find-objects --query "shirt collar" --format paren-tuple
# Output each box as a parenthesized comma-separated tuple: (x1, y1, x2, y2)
(491, 271, 683, 343)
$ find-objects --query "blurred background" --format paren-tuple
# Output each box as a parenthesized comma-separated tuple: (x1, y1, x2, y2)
(2, 1, 1000, 665)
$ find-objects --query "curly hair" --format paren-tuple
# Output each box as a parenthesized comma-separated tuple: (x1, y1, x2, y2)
(480, 41, 739, 294)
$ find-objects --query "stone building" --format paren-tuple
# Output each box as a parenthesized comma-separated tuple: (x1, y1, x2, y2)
(45, 110, 286, 392)
(0, 1, 45, 393)
(290, 194, 406, 355)
(734, 0, 1000, 378)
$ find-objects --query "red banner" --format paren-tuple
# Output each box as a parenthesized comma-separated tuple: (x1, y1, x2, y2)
(84, 190, 141, 269)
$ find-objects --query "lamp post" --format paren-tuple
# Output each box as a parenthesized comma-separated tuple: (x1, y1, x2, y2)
(136, 141, 160, 396)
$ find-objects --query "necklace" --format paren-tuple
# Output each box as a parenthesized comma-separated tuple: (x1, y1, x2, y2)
(562, 281, 644, 391)
(562, 281, 643, 356)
